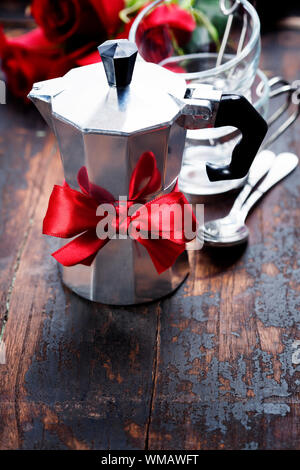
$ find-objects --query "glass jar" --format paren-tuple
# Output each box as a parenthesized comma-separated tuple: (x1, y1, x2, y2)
(129, 0, 262, 195)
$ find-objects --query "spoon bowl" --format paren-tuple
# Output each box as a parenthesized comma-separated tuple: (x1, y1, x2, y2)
(199, 215, 250, 246)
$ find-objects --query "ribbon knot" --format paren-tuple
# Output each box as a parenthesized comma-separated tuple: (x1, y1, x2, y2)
(43, 151, 197, 274)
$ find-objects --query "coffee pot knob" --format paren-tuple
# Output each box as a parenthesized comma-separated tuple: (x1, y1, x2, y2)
(98, 39, 138, 88)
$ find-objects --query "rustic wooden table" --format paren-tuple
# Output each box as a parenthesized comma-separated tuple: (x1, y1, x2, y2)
(0, 24, 299, 450)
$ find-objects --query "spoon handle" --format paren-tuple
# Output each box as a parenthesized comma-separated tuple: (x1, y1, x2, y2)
(239, 152, 298, 221)
(230, 150, 276, 213)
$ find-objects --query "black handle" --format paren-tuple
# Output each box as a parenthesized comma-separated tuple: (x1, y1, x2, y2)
(206, 94, 268, 182)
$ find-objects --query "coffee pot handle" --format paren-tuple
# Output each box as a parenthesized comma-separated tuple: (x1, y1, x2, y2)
(206, 94, 268, 182)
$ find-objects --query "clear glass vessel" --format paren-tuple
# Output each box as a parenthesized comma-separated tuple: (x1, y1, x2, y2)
(129, 0, 262, 195)
(129, 0, 261, 95)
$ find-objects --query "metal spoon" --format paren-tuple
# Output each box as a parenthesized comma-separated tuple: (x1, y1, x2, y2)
(198, 149, 276, 241)
(198, 152, 298, 247)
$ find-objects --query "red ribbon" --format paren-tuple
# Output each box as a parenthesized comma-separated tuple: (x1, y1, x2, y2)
(43, 152, 197, 274)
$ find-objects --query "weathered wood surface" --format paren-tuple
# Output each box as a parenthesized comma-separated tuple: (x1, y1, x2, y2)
(0, 27, 300, 450)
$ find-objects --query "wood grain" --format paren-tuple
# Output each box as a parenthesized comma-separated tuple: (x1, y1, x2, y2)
(0, 28, 299, 450)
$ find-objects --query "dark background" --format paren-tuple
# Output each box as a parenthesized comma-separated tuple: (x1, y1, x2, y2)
(0, 1, 300, 28)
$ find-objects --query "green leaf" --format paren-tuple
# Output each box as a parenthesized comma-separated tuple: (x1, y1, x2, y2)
(193, 0, 227, 37)
(120, 0, 148, 23)
(192, 7, 220, 49)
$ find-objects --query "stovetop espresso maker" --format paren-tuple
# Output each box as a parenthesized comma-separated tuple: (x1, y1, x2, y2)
(29, 39, 267, 305)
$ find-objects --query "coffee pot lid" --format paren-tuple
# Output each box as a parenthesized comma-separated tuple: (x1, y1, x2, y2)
(36, 40, 187, 135)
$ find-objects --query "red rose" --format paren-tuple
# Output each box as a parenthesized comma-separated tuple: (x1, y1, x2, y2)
(0, 27, 94, 100)
(89, 0, 124, 37)
(138, 25, 173, 64)
(31, 0, 80, 43)
(141, 4, 196, 42)
(0, 28, 63, 99)
(75, 49, 101, 66)
(31, 0, 121, 44)
(130, 4, 196, 64)
(78, 3, 195, 68)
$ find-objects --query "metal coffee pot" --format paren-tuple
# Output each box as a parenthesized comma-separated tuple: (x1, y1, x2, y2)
(29, 39, 267, 305)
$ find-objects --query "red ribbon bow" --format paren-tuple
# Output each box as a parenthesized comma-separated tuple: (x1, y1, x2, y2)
(43, 152, 197, 274)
